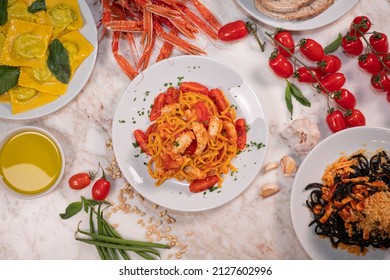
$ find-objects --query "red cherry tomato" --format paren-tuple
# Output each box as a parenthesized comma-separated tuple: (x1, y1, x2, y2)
(149, 93, 166, 121)
(185, 140, 197, 155)
(192, 101, 210, 125)
(341, 32, 363, 56)
(68, 173, 92, 190)
(274, 29, 295, 57)
(371, 73, 390, 92)
(345, 109, 366, 127)
(326, 109, 347, 133)
(319, 72, 346, 93)
(189, 175, 219, 193)
(333, 88, 356, 110)
(369, 32, 389, 56)
(317, 55, 342, 74)
(208, 88, 228, 113)
(92, 178, 111, 201)
(358, 53, 384, 75)
(294, 67, 322, 83)
(349, 16, 372, 35)
(269, 51, 294, 78)
(235, 118, 247, 150)
(179, 81, 209, 96)
(382, 53, 390, 72)
(218, 20, 248, 41)
(133, 129, 150, 155)
(164, 87, 180, 104)
(299, 38, 325, 61)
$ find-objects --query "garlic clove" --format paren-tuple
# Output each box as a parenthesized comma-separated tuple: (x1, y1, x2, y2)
(280, 155, 297, 176)
(263, 162, 279, 173)
(259, 183, 280, 198)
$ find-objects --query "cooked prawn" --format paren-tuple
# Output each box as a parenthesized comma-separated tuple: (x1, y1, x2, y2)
(190, 121, 209, 155)
(167, 131, 195, 158)
(184, 165, 207, 180)
(222, 121, 237, 145)
(208, 116, 221, 138)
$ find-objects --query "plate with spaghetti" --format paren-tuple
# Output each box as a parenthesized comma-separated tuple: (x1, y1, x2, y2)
(291, 126, 390, 259)
(112, 56, 268, 212)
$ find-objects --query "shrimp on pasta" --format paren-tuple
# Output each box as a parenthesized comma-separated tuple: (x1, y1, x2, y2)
(133, 82, 247, 193)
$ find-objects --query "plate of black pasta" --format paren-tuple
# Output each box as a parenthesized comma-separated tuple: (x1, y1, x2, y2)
(291, 126, 390, 259)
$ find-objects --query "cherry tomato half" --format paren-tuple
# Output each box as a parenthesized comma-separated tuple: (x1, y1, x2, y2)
(218, 20, 248, 41)
(189, 175, 219, 193)
(345, 109, 366, 127)
(92, 178, 111, 201)
(369, 32, 389, 56)
(341, 32, 363, 56)
(68, 173, 92, 190)
(179, 81, 209, 96)
(192, 101, 210, 125)
(358, 53, 384, 75)
(208, 88, 228, 113)
(149, 93, 166, 121)
(269, 51, 293, 78)
(317, 55, 342, 74)
(326, 109, 347, 133)
(319, 72, 346, 93)
(235, 118, 247, 150)
(134, 129, 150, 155)
(371, 73, 390, 92)
(333, 88, 356, 110)
(294, 67, 322, 83)
(299, 38, 325, 61)
(349, 16, 372, 36)
(274, 29, 295, 57)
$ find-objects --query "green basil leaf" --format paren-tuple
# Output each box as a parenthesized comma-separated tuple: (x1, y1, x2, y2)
(47, 39, 71, 84)
(59, 201, 83, 219)
(289, 82, 311, 107)
(0, 0, 7, 26)
(324, 33, 342, 54)
(0, 66, 20, 95)
(28, 0, 46, 13)
(285, 83, 293, 119)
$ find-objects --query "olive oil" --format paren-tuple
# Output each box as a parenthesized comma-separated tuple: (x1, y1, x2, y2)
(0, 130, 63, 195)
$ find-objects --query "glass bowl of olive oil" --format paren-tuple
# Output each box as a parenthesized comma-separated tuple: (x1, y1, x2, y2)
(0, 126, 65, 199)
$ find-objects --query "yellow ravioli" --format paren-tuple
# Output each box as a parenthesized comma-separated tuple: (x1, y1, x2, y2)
(0, 19, 53, 68)
(5, 0, 51, 28)
(0, 92, 11, 102)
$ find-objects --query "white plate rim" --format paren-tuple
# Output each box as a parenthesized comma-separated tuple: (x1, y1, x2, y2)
(290, 126, 390, 259)
(235, 0, 358, 31)
(0, 0, 98, 120)
(112, 55, 269, 212)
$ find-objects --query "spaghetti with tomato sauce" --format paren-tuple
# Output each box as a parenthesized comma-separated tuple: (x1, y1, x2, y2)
(133, 82, 247, 193)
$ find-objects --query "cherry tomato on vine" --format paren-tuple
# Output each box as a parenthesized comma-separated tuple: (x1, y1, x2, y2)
(218, 20, 249, 41)
(326, 109, 347, 133)
(299, 38, 325, 61)
(349, 16, 372, 36)
(333, 88, 356, 110)
(319, 72, 346, 93)
(317, 55, 342, 74)
(382, 54, 390, 72)
(345, 109, 366, 127)
(68, 172, 93, 190)
(341, 32, 363, 56)
(268, 50, 294, 78)
(369, 32, 389, 55)
(371, 73, 390, 92)
(92, 178, 111, 201)
(294, 67, 322, 83)
(358, 53, 384, 75)
(274, 29, 295, 57)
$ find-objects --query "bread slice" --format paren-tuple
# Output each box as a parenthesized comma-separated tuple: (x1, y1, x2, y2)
(259, 0, 316, 13)
(254, 0, 335, 21)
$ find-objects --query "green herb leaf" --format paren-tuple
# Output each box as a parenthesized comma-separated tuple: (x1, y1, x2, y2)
(324, 33, 342, 54)
(0, 0, 7, 26)
(0, 66, 20, 95)
(285, 83, 293, 119)
(47, 39, 71, 84)
(59, 201, 83, 219)
(28, 0, 46, 13)
(289, 82, 311, 107)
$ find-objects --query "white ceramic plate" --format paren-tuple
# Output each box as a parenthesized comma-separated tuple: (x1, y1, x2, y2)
(0, 0, 98, 120)
(291, 126, 390, 259)
(112, 56, 268, 212)
(236, 0, 358, 31)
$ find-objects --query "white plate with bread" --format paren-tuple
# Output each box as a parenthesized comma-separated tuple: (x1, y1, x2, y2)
(236, 0, 358, 31)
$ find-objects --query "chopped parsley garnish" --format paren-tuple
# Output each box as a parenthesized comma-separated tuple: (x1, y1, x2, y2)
(132, 142, 139, 148)
(250, 141, 265, 149)
(119, 120, 126, 123)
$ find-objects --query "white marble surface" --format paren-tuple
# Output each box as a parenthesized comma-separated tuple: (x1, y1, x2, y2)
(0, 0, 389, 260)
